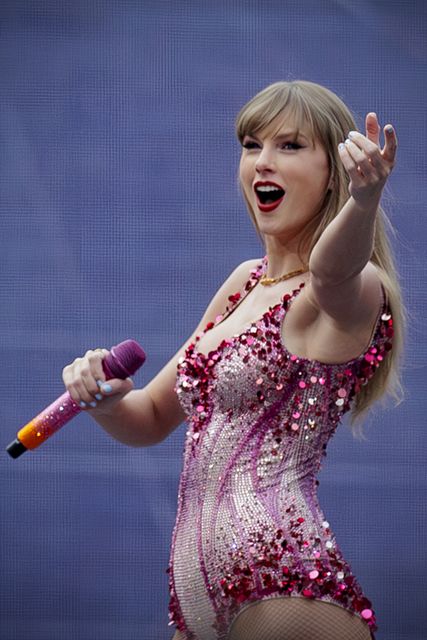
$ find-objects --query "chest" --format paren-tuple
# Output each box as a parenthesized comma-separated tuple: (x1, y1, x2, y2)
(194, 281, 312, 359)
(195, 281, 377, 365)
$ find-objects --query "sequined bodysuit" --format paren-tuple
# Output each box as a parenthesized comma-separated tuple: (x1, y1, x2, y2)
(167, 258, 393, 640)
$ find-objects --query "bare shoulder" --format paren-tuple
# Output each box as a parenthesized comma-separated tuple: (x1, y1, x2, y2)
(228, 258, 264, 286)
(197, 258, 263, 327)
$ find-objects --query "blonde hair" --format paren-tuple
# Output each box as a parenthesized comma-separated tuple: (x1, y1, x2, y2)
(235, 80, 405, 431)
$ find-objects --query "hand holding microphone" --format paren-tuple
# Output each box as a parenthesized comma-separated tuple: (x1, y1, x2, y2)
(6, 339, 146, 458)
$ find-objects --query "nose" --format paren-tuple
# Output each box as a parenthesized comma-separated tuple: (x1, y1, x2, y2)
(255, 145, 276, 173)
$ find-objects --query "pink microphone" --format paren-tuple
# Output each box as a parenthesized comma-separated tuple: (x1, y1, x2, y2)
(6, 339, 146, 458)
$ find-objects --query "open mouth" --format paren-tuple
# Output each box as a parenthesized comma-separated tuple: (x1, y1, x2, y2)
(254, 182, 285, 211)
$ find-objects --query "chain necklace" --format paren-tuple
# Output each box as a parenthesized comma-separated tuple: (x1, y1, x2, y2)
(259, 266, 308, 286)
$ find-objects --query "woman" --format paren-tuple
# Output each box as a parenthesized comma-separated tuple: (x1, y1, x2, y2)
(63, 81, 403, 640)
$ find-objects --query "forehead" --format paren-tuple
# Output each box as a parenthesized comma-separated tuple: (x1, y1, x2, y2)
(257, 113, 315, 144)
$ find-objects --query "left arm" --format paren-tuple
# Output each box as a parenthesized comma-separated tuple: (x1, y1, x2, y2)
(308, 112, 397, 322)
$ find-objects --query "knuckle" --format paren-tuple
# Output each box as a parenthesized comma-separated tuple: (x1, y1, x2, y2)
(67, 385, 80, 404)
(88, 382, 101, 397)
(80, 365, 90, 378)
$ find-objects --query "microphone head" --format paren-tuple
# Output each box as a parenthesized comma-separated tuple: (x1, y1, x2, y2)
(102, 339, 146, 379)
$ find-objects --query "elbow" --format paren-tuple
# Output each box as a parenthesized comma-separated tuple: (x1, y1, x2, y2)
(309, 252, 366, 288)
(309, 265, 364, 289)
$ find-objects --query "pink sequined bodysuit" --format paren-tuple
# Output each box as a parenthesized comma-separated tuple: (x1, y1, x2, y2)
(167, 258, 393, 640)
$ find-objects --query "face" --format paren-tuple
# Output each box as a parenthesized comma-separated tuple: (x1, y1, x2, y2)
(239, 115, 331, 248)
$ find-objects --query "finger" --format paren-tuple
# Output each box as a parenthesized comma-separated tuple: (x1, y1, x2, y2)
(343, 139, 372, 177)
(73, 378, 99, 407)
(88, 349, 109, 388)
(79, 349, 109, 400)
(382, 124, 397, 164)
(64, 366, 98, 407)
(347, 131, 383, 170)
(98, 377, 134, 398)
(337, 142, 364, 184)
(365, 112, 380, 146)
(62, 362, 84, 405)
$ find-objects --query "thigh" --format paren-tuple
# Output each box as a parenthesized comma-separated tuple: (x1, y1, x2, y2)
(228, 596, 372, 640)
(171, 631, 186, 640)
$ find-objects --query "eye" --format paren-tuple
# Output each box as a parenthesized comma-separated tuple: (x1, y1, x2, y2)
(281, 142, 302, 150)
(242, 140, 260, 150)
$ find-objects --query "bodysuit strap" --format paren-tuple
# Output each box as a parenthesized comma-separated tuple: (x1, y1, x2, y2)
(213, 256, 266, 327)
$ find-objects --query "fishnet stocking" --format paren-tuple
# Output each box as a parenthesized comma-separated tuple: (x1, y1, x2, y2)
(228, 597, 372, 640)
(170, 596, 372, 640)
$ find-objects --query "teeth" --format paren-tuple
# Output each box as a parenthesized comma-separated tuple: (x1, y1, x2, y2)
(256, 185, 282, 192)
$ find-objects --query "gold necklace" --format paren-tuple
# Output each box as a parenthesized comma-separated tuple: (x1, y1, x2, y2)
(259, 266, 308, 286)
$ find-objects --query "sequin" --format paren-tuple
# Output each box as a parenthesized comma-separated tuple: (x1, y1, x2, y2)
(168, 257, 391, 639)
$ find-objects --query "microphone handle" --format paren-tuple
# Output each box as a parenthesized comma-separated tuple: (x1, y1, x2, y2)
(8, 391, 81, 457)
(6, 339, 146, 459)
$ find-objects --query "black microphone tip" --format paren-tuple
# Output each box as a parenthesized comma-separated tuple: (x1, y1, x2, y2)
(6, 439, 27, 459)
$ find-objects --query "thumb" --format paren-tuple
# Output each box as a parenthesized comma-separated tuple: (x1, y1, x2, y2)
(365, 112, 380, 146)
(99, 377, 134, 398)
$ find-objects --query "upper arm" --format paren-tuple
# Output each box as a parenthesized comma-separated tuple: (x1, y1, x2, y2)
(135, 259, 261, 443)
(306, 261, 384, 330)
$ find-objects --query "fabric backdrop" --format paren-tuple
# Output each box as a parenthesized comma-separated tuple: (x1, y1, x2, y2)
(1, 1, 425, 639)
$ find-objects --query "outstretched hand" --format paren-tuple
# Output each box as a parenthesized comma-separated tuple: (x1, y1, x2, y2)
(338, 112, 397, 210)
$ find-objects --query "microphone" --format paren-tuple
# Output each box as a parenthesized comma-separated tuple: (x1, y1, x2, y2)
(6, 339, 146, 459)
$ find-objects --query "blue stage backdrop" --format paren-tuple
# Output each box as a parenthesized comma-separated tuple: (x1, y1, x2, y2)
(1, 1, 425, 639)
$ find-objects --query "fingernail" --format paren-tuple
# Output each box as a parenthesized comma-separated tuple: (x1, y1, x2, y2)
(101, 383, 112, 394)
(385, 125, 393, 134)
(344, 139, 350, 145)
(89, 401, 97, 408)
(338, 142, 345, 151)
(96, 380, 103, 388)
(79, 401, 87, 408)
(348, 131, 357, 138)
(95, 393, 103, 401)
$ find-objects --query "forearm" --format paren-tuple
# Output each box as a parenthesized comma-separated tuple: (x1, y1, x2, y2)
(309, 195, 379, 284)
(90, 388, 160, 448)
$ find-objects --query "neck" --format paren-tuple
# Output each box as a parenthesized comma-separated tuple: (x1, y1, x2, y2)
(264, 237, 309, 279)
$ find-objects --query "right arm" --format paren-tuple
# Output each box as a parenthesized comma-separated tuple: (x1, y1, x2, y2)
(62, 259, 260, 447)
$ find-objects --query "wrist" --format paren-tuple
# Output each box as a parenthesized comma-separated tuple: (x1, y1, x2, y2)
(348, 195, 380, 216)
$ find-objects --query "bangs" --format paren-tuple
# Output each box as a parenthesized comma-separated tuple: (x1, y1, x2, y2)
(236, 83, 317, 146)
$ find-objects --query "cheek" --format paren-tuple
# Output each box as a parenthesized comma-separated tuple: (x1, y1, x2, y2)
(239, 161, 252, 193)
(307, 160, 330, 196)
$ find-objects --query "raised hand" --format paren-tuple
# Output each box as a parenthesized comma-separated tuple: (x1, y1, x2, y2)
(338, 112, 397, 210)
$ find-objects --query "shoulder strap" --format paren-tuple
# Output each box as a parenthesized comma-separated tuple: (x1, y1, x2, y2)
(214, 257, 266, 326)
(193, 258, 266, 344)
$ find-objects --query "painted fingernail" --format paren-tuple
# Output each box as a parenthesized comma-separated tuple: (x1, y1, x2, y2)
(95, 393, 103, 401)
(89, 401, 97, 408)
(79, 401, 87, 408)
(101, 383, 112, 394)
(338, 143, 345, 151)
(344, 138, 350, 145)
(96, 380, 103, 388)
(348, 131, 357, 138)
(385, 125, 393, 134)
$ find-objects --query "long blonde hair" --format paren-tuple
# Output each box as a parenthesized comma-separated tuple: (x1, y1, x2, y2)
(235, 80, 405, 431)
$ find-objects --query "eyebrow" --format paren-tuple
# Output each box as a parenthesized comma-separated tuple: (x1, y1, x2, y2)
(274, 132, 309, 142)
(244, 130, 309, 142)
